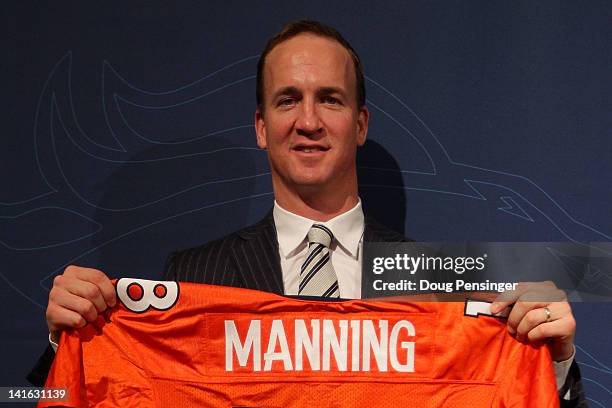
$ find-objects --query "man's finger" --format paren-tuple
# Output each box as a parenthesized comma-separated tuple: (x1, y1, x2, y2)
(51, 292, 101, 323)
(506, 298, 549, 334)
(46, 302, 87, 332)
(63, 266, 116, 307)
(491, 282, 535, 313)
(501, 289, 553, 330)
(506, 288, 568, 332)
(491, 282, 563, 313)
(90, 273, 117, 308)
(526, 317, 575, 343)
(515, 304, 560, 341)
(61, 280, 108, 314)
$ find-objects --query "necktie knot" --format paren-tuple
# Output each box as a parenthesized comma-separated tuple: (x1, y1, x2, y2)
(307, 224, 334, 248)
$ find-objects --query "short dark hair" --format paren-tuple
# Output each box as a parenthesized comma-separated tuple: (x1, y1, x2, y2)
(256, 20, 366, 113)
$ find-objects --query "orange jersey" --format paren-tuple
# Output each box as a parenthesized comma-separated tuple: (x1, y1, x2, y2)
(41, 279, 559, 408)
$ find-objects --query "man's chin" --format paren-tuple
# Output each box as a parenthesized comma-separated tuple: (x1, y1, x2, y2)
(293, 177, 330, 188)
(273, 167, 342, 193)
(288, 174, 335, 190)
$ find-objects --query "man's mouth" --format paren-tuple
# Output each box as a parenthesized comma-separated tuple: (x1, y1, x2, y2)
(293, 146, 329, 153)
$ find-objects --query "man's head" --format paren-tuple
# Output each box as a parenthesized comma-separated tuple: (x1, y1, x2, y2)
(256, 20, 366, 115)
(255, 20, 369, 214)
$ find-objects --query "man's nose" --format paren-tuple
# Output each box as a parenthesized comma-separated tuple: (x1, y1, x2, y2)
(295, 100, 322, 137)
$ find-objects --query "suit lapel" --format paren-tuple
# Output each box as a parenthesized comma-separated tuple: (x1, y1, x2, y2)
(234, 212, 285, 295)
(364, 216, 407, 243)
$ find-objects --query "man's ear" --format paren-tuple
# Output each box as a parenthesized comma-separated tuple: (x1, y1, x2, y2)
(356, 105, 369, 146)
(255, 108, 267, 149)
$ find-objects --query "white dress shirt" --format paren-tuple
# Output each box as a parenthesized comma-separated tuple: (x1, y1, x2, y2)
(273, 199, 364, 299)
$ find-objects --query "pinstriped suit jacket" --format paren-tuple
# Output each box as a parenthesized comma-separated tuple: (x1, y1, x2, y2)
(163, 211, 406, 294)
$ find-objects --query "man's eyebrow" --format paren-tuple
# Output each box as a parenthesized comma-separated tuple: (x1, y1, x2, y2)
(317, 87, 345, 96)
(271, 86, 347, 101)
(271, 86, 301, 100)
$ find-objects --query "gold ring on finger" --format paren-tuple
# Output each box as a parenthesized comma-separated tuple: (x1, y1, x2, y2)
(543, 306, 551, 322)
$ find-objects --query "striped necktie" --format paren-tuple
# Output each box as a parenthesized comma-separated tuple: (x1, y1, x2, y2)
(298, 224, 339, 298)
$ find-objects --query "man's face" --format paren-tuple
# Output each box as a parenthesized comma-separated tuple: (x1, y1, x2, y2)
(255, 34, 368, 196)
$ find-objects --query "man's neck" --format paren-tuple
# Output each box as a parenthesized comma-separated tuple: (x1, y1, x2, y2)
(274, 186, 359, 222)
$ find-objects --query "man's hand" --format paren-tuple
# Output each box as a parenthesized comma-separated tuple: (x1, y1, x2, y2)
(46, 265, 116, 343)
(491, 281, 576, 362)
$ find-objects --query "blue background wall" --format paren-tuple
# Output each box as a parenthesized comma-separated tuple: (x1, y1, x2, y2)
(4, 2, 611, 406)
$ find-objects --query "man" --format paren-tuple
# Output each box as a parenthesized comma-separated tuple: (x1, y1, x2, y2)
(29, 20, 584, 406)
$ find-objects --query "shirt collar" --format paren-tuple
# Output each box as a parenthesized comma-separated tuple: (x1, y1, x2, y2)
(273, 199, 364, 259)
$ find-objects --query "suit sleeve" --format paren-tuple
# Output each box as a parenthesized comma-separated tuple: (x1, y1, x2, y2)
(559, 360, 587, 407)
(26, 343, 55, 386)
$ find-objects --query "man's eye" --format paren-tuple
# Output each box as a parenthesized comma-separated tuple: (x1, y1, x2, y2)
(278, 98, 295, 106)
(323, 96, 340, 105)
